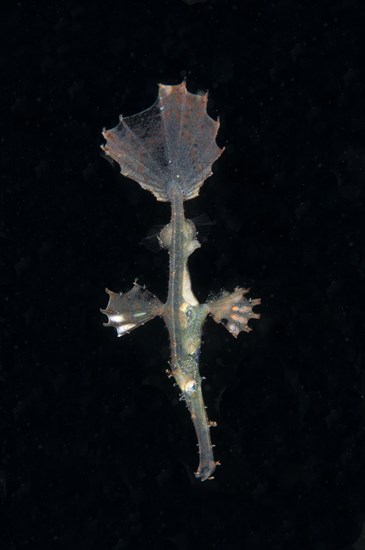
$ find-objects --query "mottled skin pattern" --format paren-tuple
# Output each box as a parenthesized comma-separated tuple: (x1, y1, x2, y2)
(101, 82, 260, 480)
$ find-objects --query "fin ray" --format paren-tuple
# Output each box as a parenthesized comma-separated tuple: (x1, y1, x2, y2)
(102, 82, 223, 202)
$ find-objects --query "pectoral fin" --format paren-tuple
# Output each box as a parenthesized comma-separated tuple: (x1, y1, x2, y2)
(207, 287, 261, 338)
(101, 283, 163, 337)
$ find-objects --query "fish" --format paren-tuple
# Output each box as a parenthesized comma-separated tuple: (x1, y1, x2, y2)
(101, 81, 260, 481)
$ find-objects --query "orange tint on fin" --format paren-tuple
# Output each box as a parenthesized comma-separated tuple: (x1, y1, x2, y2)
(102, 82, 224, 202)
(208, 287, 261, 337)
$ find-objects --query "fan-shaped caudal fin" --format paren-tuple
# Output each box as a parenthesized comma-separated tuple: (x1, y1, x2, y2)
(101, 81, 224, 202)
(101, 283, 163, 337)
(207, 287, 261, 338)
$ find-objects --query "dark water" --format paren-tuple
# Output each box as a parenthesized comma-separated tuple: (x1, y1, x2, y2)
(2, 0, 365, 548)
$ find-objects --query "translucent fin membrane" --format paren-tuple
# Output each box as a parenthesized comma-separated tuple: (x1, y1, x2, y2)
(208, 287, 261, 337)
(102, 82, 224, 202)
(101, 284, 162, 337)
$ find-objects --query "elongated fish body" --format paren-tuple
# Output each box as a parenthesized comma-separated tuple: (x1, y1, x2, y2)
(101, 82, 260, 481)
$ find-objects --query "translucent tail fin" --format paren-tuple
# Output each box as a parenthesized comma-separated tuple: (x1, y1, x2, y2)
(102, 82, 223, 202)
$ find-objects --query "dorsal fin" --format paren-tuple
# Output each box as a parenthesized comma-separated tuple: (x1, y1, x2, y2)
(141, 214, 215, 252)
(141, 224, 164, 253)
(101, 82, 224, 202)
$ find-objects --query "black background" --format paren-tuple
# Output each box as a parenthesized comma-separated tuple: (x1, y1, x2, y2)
(2, 0, 365, 549)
